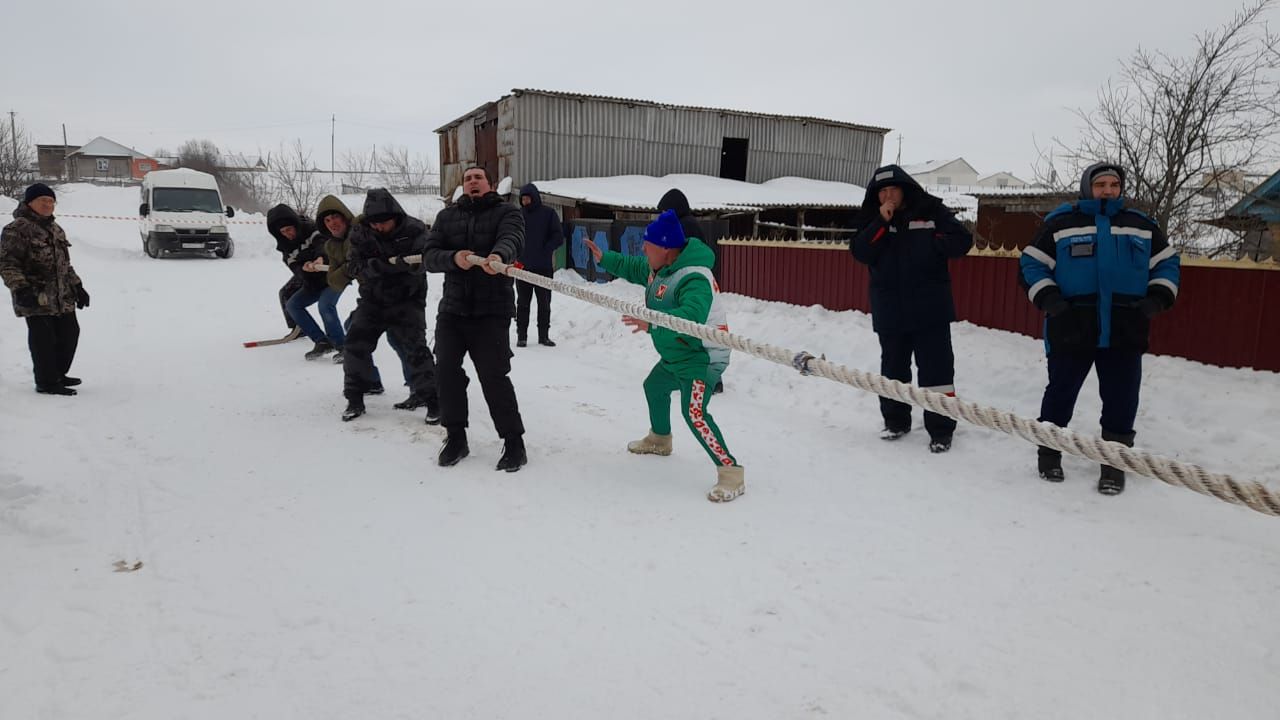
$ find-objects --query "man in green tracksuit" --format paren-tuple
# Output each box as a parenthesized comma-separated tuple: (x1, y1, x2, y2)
(584, 209, 745, 503)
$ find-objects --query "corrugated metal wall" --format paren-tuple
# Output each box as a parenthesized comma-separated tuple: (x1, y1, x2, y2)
(510, 94, 885, 186)
(720, 241, 1280, 372)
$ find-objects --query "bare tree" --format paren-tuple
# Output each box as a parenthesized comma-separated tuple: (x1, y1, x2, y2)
(0, 116, 37, 199)
(378, 145, 436, 192)
(338, 149, 375, 189)
(177, 139, 222, 175)
(220, 150, 273, 214)
(1059, 0, 1280, 252)
(270, 140, 323, 214)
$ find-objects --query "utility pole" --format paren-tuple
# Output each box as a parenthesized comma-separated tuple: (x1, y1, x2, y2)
(895, 134, 902, 165)
(330, 114, 336, 187)
(62, 123, 70, 180)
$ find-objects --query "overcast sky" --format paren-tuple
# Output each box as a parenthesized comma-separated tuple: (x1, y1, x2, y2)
(2, 0, 1250, 183)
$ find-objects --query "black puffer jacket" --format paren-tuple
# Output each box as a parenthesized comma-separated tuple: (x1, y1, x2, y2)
(267, 204, 327, 292)
(849, 165, 973, 333)
(346, 189, 431, 306)
(422, 191, 524, 317)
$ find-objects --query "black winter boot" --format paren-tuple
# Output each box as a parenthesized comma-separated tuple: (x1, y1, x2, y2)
(394, 392, 426, 410)
(438, 427, 469, 467)
(423, 397, 441, 426)
(538, 336, 556, 347)
(341, 394, 365, 422)
(305, 340, 335, 360)
(61, 376, 82, 387)
(496, 435, 527, 472)
(1098, 430, 1136, 496)
(1038, 447, 1064, 482)
(36, 384, 77, 396)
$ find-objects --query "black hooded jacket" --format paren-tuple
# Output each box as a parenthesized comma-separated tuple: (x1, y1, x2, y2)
(422, 191, 524, 317)
(267, 204, 327, 292)
(848, 165, 973, 333)
(518, 184, 563, 271)
(345, 189, 431, 306)
(658, 188, 719, 278)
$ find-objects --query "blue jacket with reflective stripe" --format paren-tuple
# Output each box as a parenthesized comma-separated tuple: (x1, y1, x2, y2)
(1019, 198, 1180, 353)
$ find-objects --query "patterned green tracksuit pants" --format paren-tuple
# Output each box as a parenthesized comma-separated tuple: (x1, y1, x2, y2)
(644, 363, 738, 467)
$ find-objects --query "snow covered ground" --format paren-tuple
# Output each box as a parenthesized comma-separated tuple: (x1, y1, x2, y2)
(2, 185, 1278, 719)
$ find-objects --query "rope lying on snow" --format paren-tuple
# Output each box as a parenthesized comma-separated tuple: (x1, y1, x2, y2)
(418, 253, 1279, 518)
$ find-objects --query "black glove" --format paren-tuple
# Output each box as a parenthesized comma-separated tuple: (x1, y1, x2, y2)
(15, 286, 38, 308)
(1041, 290, 1070, 318)
(75, 285, 90, 309)
(1137, 294, 1163, 319)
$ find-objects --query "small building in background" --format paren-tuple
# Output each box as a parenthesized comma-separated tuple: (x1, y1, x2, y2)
(434, 89, 889, 196)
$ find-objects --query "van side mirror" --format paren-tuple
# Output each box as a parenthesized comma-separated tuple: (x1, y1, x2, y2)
(225, 206, 235, 218)
(139, 203, 150, 217)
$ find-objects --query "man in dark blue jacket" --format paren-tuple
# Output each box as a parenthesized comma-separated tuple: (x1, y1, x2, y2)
(515, 183, 563, 347)
(850, 165, 973, 453)
(1020, 163, 1179, 495)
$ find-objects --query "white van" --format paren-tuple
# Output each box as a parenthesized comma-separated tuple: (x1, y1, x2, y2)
(138, 168, 235, 259)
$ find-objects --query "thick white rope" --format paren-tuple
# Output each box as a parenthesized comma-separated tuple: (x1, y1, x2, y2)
(431, 253, 1277, 517)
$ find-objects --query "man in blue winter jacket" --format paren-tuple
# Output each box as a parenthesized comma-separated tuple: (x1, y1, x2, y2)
(850, 165, 973, 453)
(515, 183, 563, 347)
(1020, 163, 1180, 495)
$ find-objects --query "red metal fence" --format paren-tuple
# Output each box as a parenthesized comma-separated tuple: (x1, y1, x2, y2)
(719, 240, 1280, 373)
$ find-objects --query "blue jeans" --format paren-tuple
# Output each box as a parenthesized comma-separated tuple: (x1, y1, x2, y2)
(343, 312, 411, 386)
(287, 286, 345, 346)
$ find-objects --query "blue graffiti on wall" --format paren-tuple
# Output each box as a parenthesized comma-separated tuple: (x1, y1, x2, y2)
(570, 226, 611, 282)
(619, 225, 646, 257)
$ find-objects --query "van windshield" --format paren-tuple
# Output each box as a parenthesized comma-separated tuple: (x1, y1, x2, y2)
(152, 188, 223, 213)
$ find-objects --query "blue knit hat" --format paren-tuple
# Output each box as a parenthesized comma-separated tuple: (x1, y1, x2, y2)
(643, 209, 687, 249)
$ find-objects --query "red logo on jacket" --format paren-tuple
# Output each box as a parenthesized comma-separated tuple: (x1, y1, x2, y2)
(655, 284, 668, 299)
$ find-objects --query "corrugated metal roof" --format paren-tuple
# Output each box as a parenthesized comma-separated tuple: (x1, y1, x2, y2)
(434, 89, 891, 135)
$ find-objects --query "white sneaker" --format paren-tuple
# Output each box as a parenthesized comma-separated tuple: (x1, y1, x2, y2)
(627, 432, 672, 456)
(707, 465, 745, 503)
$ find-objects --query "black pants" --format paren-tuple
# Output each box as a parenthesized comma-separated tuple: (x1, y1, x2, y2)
(279, 276, 304, 331)
(1038, 348, 1142, 437)
(435, 312, 524, 438)
(515, 269, 553, 340)
(27, 313, 80, 387)
(343, 300, 437, 402)
(878, 325, 957, 440)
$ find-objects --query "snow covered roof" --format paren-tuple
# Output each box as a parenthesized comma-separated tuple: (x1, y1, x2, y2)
(900, 158, 977, 176)
(528, 174, 868, 212)
(71, 136, 146, 159)
(977, 171, 1030, 184)
(963, 185, 1064, 199)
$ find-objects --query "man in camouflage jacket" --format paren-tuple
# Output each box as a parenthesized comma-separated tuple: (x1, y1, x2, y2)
(0, 184, 90, 395)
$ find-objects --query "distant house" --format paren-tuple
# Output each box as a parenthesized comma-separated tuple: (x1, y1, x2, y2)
(977, 171, 1030, 189)
(899, 158, 980, 188)
(1202, 168, 1280, 260)
(64, 136, 167, 181)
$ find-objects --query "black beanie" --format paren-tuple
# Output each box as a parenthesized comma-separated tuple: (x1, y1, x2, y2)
(24, 183, 56, 204)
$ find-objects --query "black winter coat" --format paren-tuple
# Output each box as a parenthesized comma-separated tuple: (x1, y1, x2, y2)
(422, 192, 524, 317)
(849, 165, 973, 334)
(346, 189, 431, 306)
(518, 184, 563, 271)
(267, 204, 327, 292)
